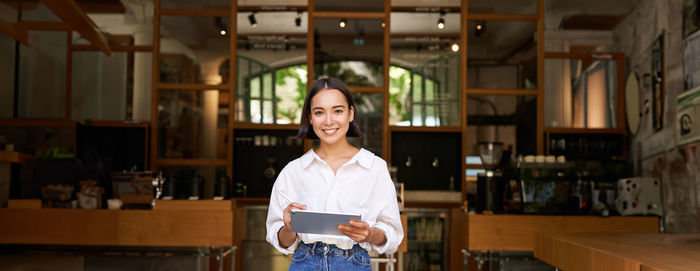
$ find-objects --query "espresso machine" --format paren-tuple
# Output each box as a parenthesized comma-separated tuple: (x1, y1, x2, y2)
(476, 141, 505, 214)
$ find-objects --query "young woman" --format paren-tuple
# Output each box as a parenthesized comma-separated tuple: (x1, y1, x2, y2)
(266, 78, 403, 270)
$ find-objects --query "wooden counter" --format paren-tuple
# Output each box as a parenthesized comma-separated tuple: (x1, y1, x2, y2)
(0, 207, 233, 247)
(534, 232, 700, 271)
(464, 214, 659, 251)
(0, 151, 32, 164)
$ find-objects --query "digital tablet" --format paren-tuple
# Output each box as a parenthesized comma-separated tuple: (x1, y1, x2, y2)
(290, 209, 361, 236)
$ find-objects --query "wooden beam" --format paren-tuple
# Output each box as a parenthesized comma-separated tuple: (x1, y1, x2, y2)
(40, 0, 112, 56)
(0, 19, 28, 45)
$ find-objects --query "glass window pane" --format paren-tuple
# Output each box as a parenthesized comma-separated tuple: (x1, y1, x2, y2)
(18, 31, 66, 119)
(315, 0, 383, 12)
(162, 0, 230, 9)
(426, 105, 436, 126)
(314, 18, 384, 87)
(349, 93, 384, 157)
(412, 75, 422, 102)
(236, 21, 308, 124)
(158, 166, 227, 199)
(159, 15, 230, 84)
(412, 105, 422, 126)
(0, 30, 15, 118)
(466, 95, 537, 157)
(158, 89, 229, 159)
(545, 58, 618, 128)
(469, 0, 537, 14)
(390, 11, 461, 127)
(275, 64, 308, 124)
(250, 100, 261, 123)
(251, 77, 260, 98)
(425, 79, 435, 102)
(263, 72, 273, 99)
(262, 100, 273, 124)
(71, 52, 153, 121)
(467, 20, 537, 90)
(0, 126, 75, 156)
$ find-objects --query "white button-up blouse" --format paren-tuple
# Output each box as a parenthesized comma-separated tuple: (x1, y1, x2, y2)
(266, 148, 403, 255)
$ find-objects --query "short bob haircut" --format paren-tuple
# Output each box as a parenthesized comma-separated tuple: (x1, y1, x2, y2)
(296, 77, 362, 139)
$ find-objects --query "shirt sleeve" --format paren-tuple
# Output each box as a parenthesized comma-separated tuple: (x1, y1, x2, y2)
(265, 165, 301, 255)
(369, 161, 404, 254)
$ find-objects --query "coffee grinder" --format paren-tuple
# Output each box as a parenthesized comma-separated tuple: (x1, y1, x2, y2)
(477, 141, 505, 214)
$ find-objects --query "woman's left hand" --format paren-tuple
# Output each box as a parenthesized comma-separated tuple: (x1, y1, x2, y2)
(337, 219, 374, 243)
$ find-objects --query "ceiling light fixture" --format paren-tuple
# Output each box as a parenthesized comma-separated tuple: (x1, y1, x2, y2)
(437, 11, 445, 30)
(475, 21, 486, 37)
(248, 12, 258, 28)
(215, 17, 227, 36)
(450, 42, 459, 52)
(381, 21, 386, 28)
(339, 18, 347, 28)
(295, 11, 302, 27)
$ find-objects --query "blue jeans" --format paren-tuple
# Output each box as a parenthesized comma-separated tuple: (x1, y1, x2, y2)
(289, 241, 372, 271)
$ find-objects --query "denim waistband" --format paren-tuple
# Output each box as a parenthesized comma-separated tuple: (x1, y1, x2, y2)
(297, 241, 366, 256)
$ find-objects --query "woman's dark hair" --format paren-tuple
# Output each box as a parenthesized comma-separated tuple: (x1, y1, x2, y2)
(296, 77, 362, 139)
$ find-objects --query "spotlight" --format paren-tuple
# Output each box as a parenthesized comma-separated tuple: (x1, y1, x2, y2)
(450, 42, 459, 52)
(248, 12, 257, 28)
(437, 11, 445, 30)
(475, 21, 486, 37)
(215, 17, 227, 36)
(295, 11, 302, 27)
(339, 19, 347, 28)
(381, 21, 386, 28)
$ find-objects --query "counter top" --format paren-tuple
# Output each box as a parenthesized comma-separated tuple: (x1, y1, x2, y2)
(0, 208, 233, 247)
(0, 151, 32, 164)
(534, 232, 700, 271)
(464, 214, 659, 251)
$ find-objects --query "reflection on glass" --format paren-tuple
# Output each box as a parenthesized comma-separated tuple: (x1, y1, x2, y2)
(0, 126, 75, 155)
(158, 166, 227, 199)
(545, 58, 618, 128)
(0, 31, 15, 118)
(18, 2, 61, 21)
(314, 18, 384, 87)
(467, 20, 537, 89)
(349, 93, 384, 156)
(466, 95, 537, 156)
(71, 52, 153, 121)
(389, 56, 460, 126)
(159, 16, 230, 84)
(18, 31, 66, 119)
(158, 90, 229, 159)
(468, 0, 537, 14)
(236, 56, 307, 124)
(315, 0, 383, 12)
(390, 11, 461, 127)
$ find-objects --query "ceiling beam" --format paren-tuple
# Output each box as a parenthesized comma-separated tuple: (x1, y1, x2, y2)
(0, 19, 28, 45)
(40, 0, 111, 56)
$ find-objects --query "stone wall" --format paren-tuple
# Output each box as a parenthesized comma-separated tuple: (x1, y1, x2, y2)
(613, 0, 700, 232)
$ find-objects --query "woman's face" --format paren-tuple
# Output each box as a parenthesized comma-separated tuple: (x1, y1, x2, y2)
(309, 88, 354, 146)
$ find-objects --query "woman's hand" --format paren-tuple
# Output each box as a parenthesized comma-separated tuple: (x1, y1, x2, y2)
(337, 219, 387, 246)
(282, 202, 307, 231)
(278, 202, 306, 248)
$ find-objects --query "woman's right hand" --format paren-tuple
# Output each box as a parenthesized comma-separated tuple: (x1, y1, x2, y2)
(282, 202, 307, 233)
